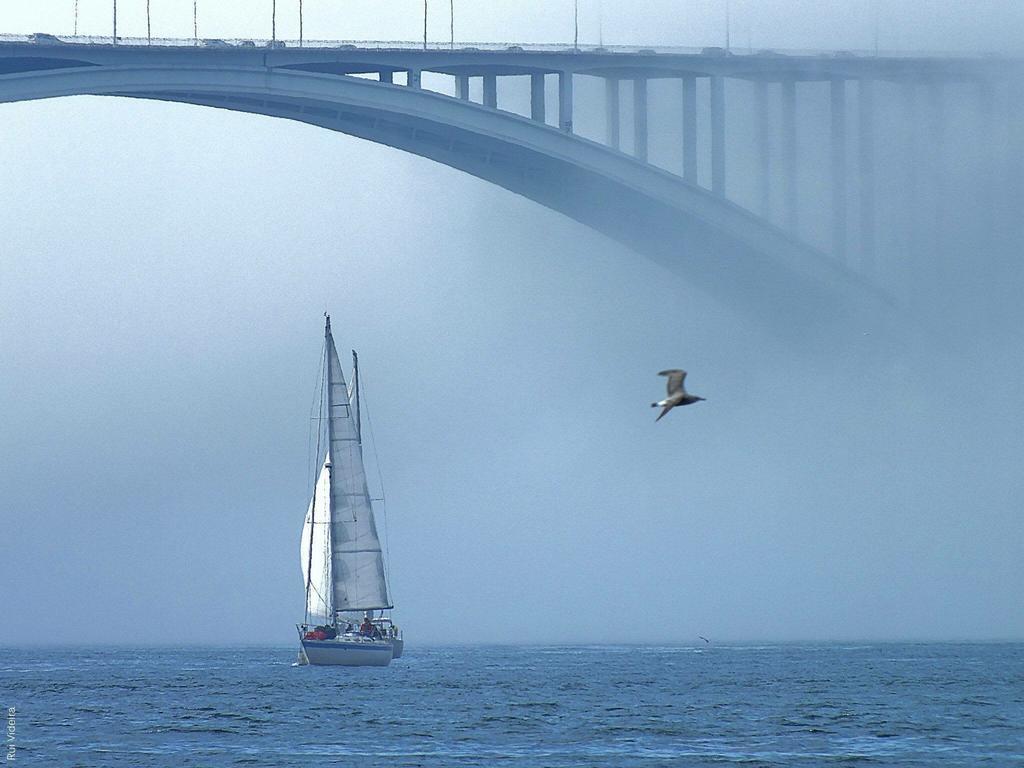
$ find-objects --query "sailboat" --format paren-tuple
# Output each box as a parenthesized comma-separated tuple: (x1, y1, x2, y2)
(296, 316, 403, 666)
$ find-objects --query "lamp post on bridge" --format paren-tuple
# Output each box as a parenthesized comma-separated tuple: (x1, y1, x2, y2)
(272, 0, 276, 44)
(725, 0, 731, 52)
(299, 0, 303, 47)
(574, 0, 579, 51)
(146, 0, 151, 44)
(423, 0, 428, 51)
(112, 0, 117, 44)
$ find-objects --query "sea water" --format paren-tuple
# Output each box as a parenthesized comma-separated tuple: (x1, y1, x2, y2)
(2, 643, 1022, 766)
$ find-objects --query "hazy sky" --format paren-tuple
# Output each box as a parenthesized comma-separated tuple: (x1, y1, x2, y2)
(1, 2, 1022, 645)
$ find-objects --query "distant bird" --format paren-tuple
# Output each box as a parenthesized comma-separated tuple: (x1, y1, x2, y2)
(652, 369, 705, 422)
(698, 635, 710, 644)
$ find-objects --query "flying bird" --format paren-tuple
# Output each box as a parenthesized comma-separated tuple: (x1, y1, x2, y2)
(698, 635, 710, 644)
(652, 369, 705, 422)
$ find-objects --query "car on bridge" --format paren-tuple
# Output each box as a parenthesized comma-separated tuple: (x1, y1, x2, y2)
(202, 38, 231, 48)
(238, 40, 256, 48)
(265, 40, 287, 49)
(28, 32, 63, 44)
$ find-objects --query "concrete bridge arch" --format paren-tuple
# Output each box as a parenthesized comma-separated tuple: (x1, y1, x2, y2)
(0, 62, 887, 326)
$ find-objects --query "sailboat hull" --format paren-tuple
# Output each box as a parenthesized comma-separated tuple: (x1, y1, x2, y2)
(300, 639, 394, 666)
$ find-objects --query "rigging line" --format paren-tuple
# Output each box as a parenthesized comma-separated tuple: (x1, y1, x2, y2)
(304, 341, 327, 627)
(359, 371, 394, 602)
(306, 340, 326, 501)
(308, 577, 329, 614)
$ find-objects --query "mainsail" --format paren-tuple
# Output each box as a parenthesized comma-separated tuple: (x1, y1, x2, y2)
(300, 316, 391, 618)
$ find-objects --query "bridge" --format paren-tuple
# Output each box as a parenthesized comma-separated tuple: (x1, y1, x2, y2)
(3, 33, 1021, 327)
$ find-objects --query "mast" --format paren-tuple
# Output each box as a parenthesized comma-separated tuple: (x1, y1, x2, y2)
(323, 315, 336, 625)
(352, 350, 362, 445)
(324, 316, 335, 448)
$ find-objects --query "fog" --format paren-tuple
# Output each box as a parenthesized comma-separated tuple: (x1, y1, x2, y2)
(1, 1, 1022, 645)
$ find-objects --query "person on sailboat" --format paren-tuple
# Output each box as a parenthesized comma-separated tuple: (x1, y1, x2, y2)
(359, 615, 375, 637)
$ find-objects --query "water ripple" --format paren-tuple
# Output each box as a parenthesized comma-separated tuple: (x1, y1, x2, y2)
(1, 643, 1021, 767)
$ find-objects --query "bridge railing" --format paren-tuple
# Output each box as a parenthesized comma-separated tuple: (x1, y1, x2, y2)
(0, 32, 994, 59)
(0, 31, 685, 52)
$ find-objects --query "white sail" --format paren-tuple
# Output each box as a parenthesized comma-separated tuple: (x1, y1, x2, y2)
(300, 457, 333, 622)
(325, 324, 391, 612)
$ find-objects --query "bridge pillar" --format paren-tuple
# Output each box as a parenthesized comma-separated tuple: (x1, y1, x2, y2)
(901, 81, 921, 291)
(407, 69, 422, 89)
(559, 72, 574, 133)
(483, 74, 498, 108)
(831, 78, 848, 262)
(1008, 81, 1024, 267)
(456, 74, 470, 100)
(755, 80, 771, 218)
(606, 78, 620, 150)
(858, 78, 876, 273)
(682, 75, 698, 184)
(927, 80, 946, 274)
(781, 77, 798, 232)
(633, 78, 648, 162)
(379, 71, 393, 84)
(977, 80, 996, 242)
(530, 73, 546, 122)
(710, 75, 726, 197)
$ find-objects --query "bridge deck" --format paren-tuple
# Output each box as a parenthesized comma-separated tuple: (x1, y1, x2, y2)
(1, 34, 1020, 82)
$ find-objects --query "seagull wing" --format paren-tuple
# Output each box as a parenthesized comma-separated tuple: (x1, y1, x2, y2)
(658, 369, 687, 396)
